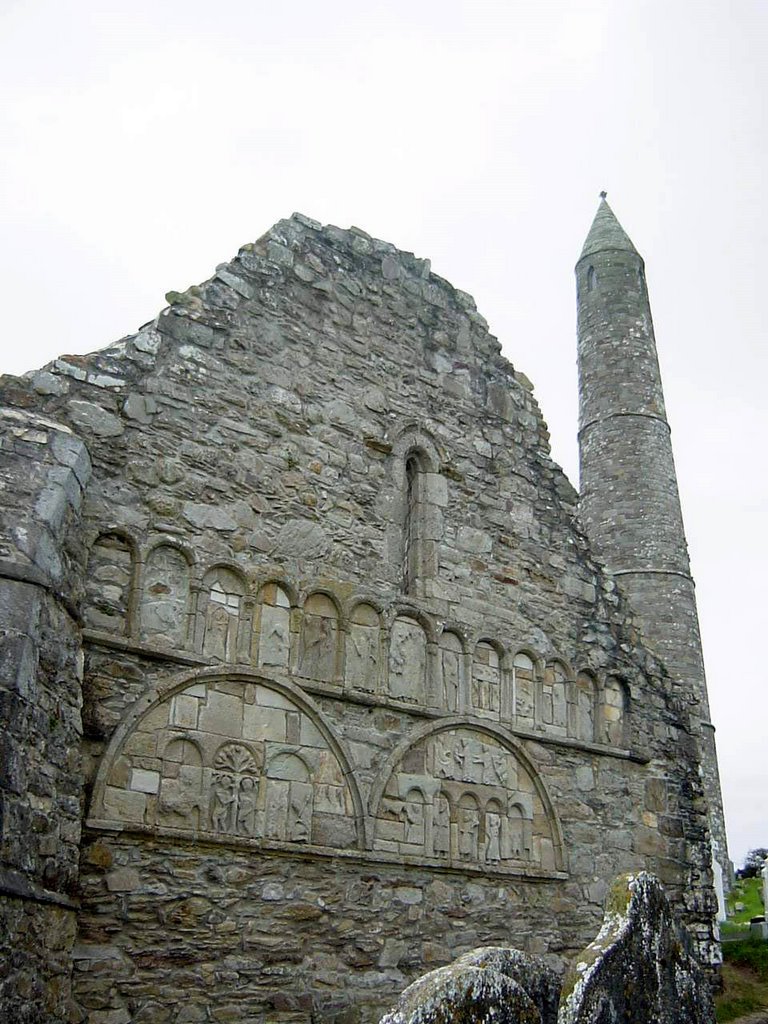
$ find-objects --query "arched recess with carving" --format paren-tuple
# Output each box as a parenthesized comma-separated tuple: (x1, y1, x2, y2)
(369, 718, 565, 875)
(387, 604, 438, 707)
(512, 649, 539, 730)
(438, 626, 466, 714)
(88, 667, 366, 852)
(195, 563, 250, 663)
(84, 527, 140, 637)
(252, 579, 297, 671)
(574, 670, 598, 742)
(139, 537, 196, 648)
(541, 658, 571, 736)
(470, 638, 507, 719)
(298, 590, 342, 683)
(344, 599, 383, 695)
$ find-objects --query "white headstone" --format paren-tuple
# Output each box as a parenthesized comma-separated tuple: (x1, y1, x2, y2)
(712, 850, 727, 923)
(762, 856, 768, 916)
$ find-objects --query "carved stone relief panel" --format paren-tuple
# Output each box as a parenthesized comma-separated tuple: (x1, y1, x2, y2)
(373, 727, 559, 873)
(256, 583, 291, 670)
(471, 641, 501, 715)
(201, 569, 247, 663)
(439, 631, 463, 713)
(298, 593, 339, 683)
(85, 532, 134, 635)
(94, 677, 358, 852)
(575, 672, 597, 743)
(388, 616, 427, 705)
(345, 602, 380, 693)
(602, 676, 627, 746)
(513, 653, 535, 729)
(158, 737, 204, 828)
(140, 544, 191, 647)
(541, 662, 568, 735)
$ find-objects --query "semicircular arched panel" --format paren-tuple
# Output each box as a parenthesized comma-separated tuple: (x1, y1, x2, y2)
(90, 675, 360, 853)
(371, 724, 563, 875)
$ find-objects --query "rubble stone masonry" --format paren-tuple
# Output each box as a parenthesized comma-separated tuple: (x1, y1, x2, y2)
(0, 210, 720, 1023)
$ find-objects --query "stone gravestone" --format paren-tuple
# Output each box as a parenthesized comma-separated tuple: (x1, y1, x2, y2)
(558, 872, 714, 1024)
(378, 874, 713, 1024)
(379, 946, 561, 1024)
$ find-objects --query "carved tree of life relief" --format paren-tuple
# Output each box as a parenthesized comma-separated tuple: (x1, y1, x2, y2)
(374, 727, 561, 874)
(91, 676, 360, 854)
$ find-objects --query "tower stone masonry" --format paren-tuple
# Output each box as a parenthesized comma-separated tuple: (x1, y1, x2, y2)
(575, 198, 728, 880)
(0, 202, 725, 1023)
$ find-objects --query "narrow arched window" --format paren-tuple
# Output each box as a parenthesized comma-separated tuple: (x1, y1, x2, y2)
(587, 265, 597, 292)
(403, 454, 422, 593)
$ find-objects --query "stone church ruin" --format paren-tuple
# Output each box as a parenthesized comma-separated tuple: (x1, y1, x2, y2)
(0, 199, 727, 1023)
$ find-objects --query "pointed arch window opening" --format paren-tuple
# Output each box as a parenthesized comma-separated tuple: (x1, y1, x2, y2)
(587, 265, 597, 292)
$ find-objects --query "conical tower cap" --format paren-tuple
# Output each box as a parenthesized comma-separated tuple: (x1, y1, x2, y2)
(579, 196, 639, 260)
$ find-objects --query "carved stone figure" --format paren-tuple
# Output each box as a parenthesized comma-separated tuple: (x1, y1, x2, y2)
(157, 738, 203, 828)
(508, 805, 525, 859)
(236, 776, 259, 836)
(486, 810, 502, 863)
(513, 653, 536, 728)
(211, 773, 238, 832)
(457, 798, 480, 860)
(542, 662, 568, 733)
(400, 790, 425, 846)
(299, 593, 338, 681)
(140, 544, 191, 647)
(265, 781, 289, 840)
(440, 632, 463, 712)
(287, 782, 313, 843)
(346, 604, 380, 692)
(204, 604, 231, 662)
(576, 672, 596, 743)
(433, 793, 451, 857)
(210, 743, 261, 836)
(258, 584, 291, 668)
(473, 642, 501, 713)
(388, 616, 427, 704)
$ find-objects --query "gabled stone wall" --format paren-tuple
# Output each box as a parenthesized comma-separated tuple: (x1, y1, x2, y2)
(0, 214, 718, 1023)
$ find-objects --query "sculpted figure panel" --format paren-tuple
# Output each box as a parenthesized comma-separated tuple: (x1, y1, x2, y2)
(541, 662, 568, 735)
(440, 631, 463, 713)
(374, 727, 559, 874)
(256, 583, 291, 670)
(388, 616, 427, 705)
(298, 593, 339, 682)
(94, 677, 357, 852)
(575, 672, 597, 743)
(140, 544, 191, 647)
(201, 569, 246, 663)
(345, 603, 380, 693)
(513, 653, 536, 729)
(472, 641, 501, 715)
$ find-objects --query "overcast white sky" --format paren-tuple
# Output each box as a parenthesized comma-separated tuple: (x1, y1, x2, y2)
(1, 0, 766, 868)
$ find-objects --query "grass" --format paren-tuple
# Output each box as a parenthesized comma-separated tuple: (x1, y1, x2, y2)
(715, 937, 768, 1022)
(727, 878, 765, 927)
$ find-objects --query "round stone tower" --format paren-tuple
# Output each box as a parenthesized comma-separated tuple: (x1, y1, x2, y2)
(575, 196, 729, 885)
